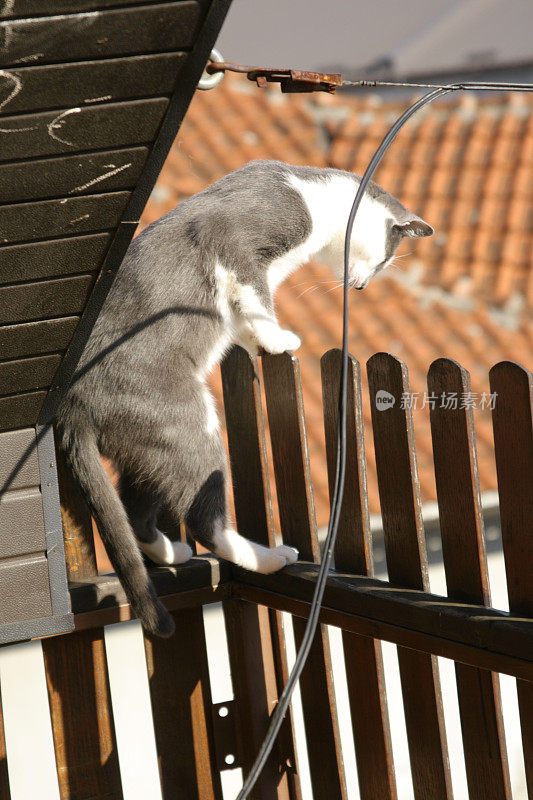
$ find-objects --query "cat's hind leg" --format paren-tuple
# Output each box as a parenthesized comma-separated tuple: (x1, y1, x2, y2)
(119, 472, 192, 566)
(184, 469, 298, 573)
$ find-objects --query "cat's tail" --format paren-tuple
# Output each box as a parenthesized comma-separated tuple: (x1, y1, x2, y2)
(59, 420, 175, 637)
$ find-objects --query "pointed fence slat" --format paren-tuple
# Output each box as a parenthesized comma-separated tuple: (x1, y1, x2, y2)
(144, 608, 223, 800)
(490, 361, 533, 799)
(321, 348, 397, 800)
(261, 351, 348, 800)
(221, 346, 300, 800)
(367, 352, 453, 800)
(428, 358, 511, 800)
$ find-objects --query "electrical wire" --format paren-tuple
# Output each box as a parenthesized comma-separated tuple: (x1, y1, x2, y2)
(342, 79, 533, 91)
(236, 78, 532, 799)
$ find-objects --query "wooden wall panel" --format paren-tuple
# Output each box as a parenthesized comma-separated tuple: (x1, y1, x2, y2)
(0, 54, 186, 116)
(0, 3, 201, 68)
(0, 354, 62, 396)
(0, 192, 129, 245)
(0, 391, 48, 432)
(0, 100, 167, 162)
(0, 275, 96, 326)
(0, 318, 79, 361)
(0, 236, 111, 285)
(0, 148, 148, 203)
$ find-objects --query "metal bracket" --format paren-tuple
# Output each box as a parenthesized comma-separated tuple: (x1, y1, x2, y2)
(198, 48, 225, 90)
(211, 700, 243, 771)
(206, 61, 342, 93)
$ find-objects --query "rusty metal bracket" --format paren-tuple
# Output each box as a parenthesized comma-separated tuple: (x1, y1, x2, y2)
(206, 60, 342, 93)
(211, 700, 244, 771)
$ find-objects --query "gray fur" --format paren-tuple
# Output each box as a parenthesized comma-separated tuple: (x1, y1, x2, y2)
(56, 159, 432, 636)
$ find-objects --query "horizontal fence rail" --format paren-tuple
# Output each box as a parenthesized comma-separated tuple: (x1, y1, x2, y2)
(0, 346, 531, 800)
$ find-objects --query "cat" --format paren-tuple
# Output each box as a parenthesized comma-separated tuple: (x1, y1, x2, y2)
(57, 159, 433, 637)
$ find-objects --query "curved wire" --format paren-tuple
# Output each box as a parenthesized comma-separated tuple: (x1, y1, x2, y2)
(236, 79, 515, 798)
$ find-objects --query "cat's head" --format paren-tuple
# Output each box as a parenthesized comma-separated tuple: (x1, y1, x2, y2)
(320, 179, 433, 289)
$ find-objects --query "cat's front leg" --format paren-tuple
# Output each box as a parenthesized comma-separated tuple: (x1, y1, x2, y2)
(235, 320, 260, 357)
(233, 283, 301, 354)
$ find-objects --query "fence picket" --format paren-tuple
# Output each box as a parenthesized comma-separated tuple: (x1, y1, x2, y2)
(428, 358, 511, 800)
(367, 352, 453, 800)
(262, 351, 348, 800)
(144, 608, 223, 800)
(221, 346, 300, 800)
(321, 348, 397, 800)
(490, 361, 533, 799)
(42, 630, 123, 800)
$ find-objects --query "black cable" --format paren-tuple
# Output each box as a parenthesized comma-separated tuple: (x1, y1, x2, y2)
(236, 79, 530, 799)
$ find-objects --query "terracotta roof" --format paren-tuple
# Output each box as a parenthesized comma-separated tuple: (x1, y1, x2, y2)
(138, 75, 533, 526)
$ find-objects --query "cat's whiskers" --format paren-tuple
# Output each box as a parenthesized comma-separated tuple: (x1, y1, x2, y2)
(323, 282, 344, 295)
(295, 279, 342, 298)
(292, 278, 341, 288)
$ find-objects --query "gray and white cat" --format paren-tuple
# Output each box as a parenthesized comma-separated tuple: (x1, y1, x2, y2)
(57, 160, 433, 636)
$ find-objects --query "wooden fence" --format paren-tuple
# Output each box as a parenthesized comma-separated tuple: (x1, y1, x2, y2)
(0, 345, 531, 800)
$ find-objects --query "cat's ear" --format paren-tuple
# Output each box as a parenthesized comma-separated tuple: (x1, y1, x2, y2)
(395, 216, 434, 238)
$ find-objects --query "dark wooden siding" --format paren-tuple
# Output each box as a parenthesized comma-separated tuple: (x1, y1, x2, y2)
(0, 0, 218, 433)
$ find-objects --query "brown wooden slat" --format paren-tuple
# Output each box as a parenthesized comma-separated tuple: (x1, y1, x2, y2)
(428, 358, 511, 800)
(42, 630, 123, 800)
(0, 3, 201, 68)
(367, 352, 453, 800)
(0, 353, 61, 395)
(490, 361, 533, 799)
(144, 607, 223, 800)
(0, 390, 47, 431)
(0, 235, 111, 285)
(262, 351, 348, 800)
(221, 346, 300, 800)
(321, 348, 397, 800)
(0, 317, 79, 361)
(0, 54, 185, 116)
(0, 99, 167, 162)
(0, 148, 148, 203)
(0, 275, 95, 327)
(0, 192, 129, 245)
(0, 428, 41, 491)
(0, 489, 45, 557)
(2, 0, 173, 17)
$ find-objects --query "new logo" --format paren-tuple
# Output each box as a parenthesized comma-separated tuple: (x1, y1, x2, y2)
(375, 390, 396, 410)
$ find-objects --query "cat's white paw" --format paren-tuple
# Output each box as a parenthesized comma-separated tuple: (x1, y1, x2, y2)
(170, 541, 194, 565)
(255, 544, 299, 574)
(139, 531, 193, 566)
(262, 329, 301, 355)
